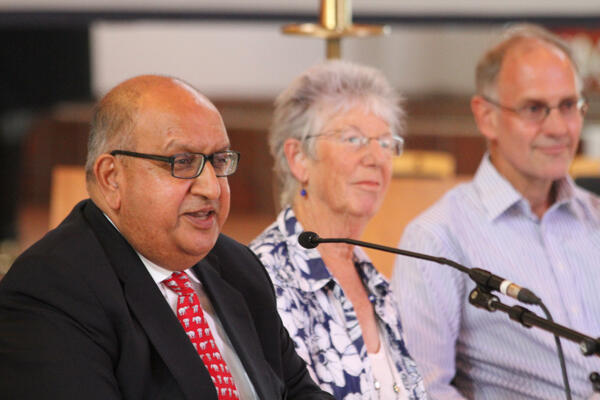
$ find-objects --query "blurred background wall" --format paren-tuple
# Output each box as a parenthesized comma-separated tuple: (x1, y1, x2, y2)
(1, 0, 599, 272)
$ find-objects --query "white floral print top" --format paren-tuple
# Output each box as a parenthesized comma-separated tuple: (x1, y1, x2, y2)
(249, 207, 427, 400)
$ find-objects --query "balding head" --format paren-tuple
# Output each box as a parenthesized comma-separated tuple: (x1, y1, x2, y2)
(475, 24, 581, 99)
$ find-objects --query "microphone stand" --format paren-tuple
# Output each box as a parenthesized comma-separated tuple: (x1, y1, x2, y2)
(469, 285, 600, 396)
(469, 285, 600, 357)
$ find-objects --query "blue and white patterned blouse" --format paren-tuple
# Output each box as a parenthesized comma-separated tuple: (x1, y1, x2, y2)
(250, 207, 427, 400)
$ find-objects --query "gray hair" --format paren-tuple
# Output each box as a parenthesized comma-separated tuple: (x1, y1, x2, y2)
(270, 60, 404, 209)
(85, 87, 139, 182)
(476, 23, 582, 98)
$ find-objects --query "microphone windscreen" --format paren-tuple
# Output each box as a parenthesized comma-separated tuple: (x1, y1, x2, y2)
(298, 231, 319, 249)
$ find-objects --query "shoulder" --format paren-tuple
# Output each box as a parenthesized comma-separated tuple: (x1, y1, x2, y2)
(0, 201, 121, 337)
(210, 233, 267, 274)
(6, 200, 104, 281)
(249, 220, 293, 276)
(249, 220, 285, 257)
(209, 233, 276, 291)
(403, 181, 476, 239)
(573, 184, 600, 221)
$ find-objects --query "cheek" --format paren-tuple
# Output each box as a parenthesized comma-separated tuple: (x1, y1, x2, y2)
(499, 123, 535, 154)
(568, 120, 583, 141)
(382, 160, 393, 183)
(218, 180, 231, 224)
(330, 161, 354, 192)
(139, 183, 192, 231)
(498, 117, 530, 145)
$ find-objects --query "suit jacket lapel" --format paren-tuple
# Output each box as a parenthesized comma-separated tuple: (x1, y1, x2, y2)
(82, 200, 218, 399)
(193, 256, 280, 400)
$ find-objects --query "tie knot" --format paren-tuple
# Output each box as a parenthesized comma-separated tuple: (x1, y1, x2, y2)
(163, 271, 195, 295)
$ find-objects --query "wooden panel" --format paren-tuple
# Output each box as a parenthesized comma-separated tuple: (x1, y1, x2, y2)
(404, 135, 486, 175)
(227, 128, 275, 214)
(49, 165, 87, 229)
(362, 176, 469, 278)
(21, 113, 89, 205)
(393, 150, 456, 178)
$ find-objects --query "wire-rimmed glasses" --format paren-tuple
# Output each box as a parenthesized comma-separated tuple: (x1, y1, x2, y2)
(305, 127, 404, 157)
(482, 95, 587, 124)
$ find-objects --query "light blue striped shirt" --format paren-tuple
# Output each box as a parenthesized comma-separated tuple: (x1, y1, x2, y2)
(391, 155, 600, 399)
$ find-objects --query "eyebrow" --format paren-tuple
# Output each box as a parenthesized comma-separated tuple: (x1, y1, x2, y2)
(518, 95, 579, 104)
(344, 125, 393, 137)
(164, 136, 231, 153)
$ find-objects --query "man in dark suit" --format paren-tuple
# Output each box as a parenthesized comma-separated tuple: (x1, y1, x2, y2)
(0, 75, 333, 399)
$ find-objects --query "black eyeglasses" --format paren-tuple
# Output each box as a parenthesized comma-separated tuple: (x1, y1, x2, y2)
(482, 95, 587, 124)
(110, 150, 240, 179)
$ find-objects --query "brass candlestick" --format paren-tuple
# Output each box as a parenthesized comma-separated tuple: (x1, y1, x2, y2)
(282, 0, 389, 59)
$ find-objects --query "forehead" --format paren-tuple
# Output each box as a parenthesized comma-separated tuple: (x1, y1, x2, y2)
(172, 79, 218, 112)
(320, 104, 390, 131)
(497, 39, 578, 101)
(134, 87, 229, 153)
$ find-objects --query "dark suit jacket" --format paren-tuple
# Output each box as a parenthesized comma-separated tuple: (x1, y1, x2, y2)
(0, 200, 332, 400)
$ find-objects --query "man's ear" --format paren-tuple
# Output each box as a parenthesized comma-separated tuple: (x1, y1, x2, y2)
(471, 95, 499, 141)
(283, 138, 309, 183)
(93, 154, 122, 210)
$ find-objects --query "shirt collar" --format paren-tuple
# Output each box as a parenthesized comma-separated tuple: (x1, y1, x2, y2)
(276, 206, 390, 296)
(473, 153, 596, 222)
(276, 207, 332, 291)
(473, 154, 523, 221)
(138, 252, 201, 285)
(102, 213, 199, 285)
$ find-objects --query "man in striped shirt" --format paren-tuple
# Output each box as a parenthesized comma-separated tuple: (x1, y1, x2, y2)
(392, 24, 600, 399)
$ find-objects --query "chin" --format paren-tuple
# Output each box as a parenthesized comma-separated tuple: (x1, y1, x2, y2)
(544, 161, 571, 178)
(347, 204, 380, 220)
(535, 168, 569, 182)
(178, 233, 219, 258)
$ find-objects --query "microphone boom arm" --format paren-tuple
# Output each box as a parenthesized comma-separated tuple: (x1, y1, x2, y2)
(318, 236, 538, 303)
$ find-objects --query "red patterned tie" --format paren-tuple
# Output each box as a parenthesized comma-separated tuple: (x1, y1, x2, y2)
(163, 272, 239, 399)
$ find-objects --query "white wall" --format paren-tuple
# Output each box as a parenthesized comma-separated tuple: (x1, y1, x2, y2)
(91, 22, 500, 99)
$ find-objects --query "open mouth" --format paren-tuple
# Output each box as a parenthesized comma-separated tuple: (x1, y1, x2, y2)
(186, 210, 215, 219)
(184, 209, 217, 228)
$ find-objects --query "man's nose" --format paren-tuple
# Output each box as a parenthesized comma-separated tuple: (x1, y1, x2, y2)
(542, 107, 569, 135)
(190, 162, 221, 199)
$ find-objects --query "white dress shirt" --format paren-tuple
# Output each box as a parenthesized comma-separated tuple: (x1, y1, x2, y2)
(140, 253, 258, 400)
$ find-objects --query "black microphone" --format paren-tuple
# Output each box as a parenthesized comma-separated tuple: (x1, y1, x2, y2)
(297, 231, 541, 305)
(297, 231, 319, 249)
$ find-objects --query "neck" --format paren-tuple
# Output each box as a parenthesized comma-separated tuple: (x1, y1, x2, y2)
(292, 196, 368, 239)
(520, 180, 556, 218)
(488, 153, 558, 218)
(292, 196, 367, 263)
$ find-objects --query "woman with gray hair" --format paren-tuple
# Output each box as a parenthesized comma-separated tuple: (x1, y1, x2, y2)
(250, 60, 426, 400)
